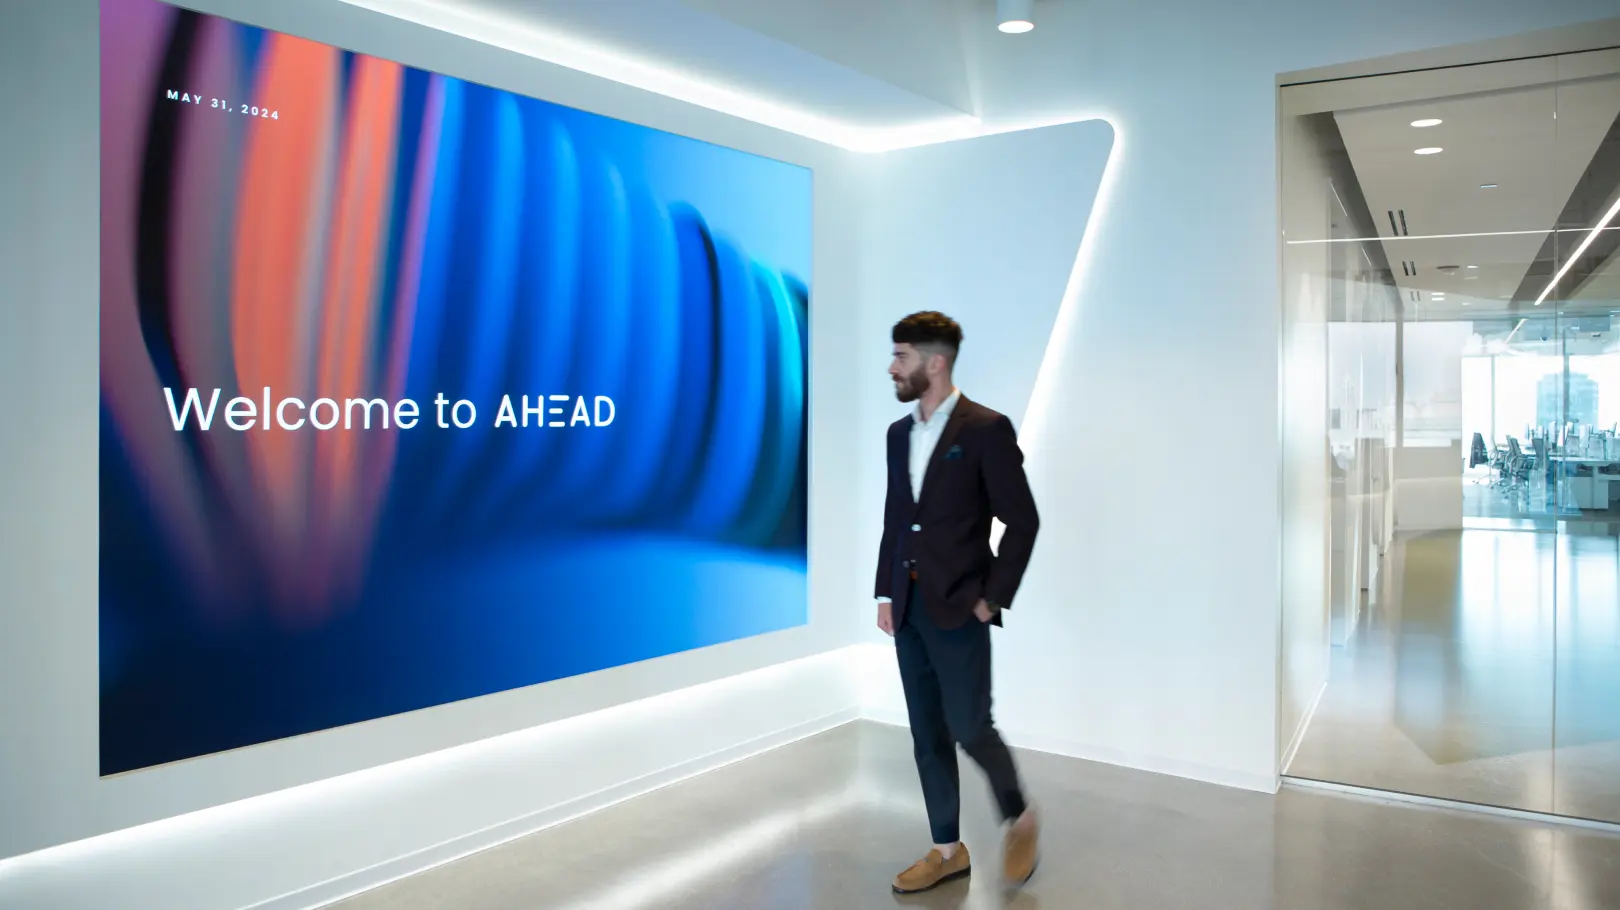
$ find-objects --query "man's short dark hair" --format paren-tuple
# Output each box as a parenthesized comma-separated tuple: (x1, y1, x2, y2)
(892, 311, 963, 365)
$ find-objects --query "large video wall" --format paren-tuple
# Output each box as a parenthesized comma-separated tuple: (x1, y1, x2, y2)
(99, 0, 811, 775)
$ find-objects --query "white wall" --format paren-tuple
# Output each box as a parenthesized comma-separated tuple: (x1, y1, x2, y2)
(0, 0, 871, 901)
(9, 0, 1620, 906)
(853, 120, 1116, 435)
(845, 0, 1620, 794)
(849, 120, 1128, 741)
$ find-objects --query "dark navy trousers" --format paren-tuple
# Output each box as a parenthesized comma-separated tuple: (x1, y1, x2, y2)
(895, 584, 1027, 845)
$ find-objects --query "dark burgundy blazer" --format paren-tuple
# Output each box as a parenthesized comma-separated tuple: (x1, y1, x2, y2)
(874, 396, 1040, 630)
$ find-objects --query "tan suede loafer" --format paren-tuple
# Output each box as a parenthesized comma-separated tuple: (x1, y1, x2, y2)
(1003, 813, 1039, 888)
(892, 845, 971, 894)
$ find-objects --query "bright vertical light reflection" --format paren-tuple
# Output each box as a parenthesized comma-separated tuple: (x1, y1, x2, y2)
(987, 119, 1123, 550)
(1017, 121, 1125, 454)
(549, 786, 863, 910)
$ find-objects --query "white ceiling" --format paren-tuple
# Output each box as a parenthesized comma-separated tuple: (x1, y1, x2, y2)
(455, 0, 974, 129)
(673, 0, 980, 115)
(1335, 74, 1620, 319)
(337, 0, 1106, 144)
(347, 0, 1620, 326)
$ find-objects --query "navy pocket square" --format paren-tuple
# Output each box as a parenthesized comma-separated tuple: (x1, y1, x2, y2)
(944, 444, 964, 460)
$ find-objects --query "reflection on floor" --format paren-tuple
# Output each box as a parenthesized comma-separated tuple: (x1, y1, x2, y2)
(332, 722, 1620, 910)
(1464, 470, 1620, 530)
(1290, 526, 1620, 824)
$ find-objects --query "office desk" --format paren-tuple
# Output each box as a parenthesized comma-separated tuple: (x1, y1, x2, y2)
(1550, 456, 1620, 510)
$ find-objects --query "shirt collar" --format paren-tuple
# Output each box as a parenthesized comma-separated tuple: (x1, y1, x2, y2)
(915, 387, 961, 427)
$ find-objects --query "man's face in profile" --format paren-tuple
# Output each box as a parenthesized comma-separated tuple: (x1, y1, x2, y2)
(889, 344, 931, 403)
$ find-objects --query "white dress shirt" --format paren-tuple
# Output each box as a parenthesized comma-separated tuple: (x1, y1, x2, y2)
(908, 388, 961, 502)
(879, 388, 960, 605)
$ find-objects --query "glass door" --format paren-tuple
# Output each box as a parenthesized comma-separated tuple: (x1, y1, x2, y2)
(1551, 63, 1620, 825)
(1280, 47, 1620, 824)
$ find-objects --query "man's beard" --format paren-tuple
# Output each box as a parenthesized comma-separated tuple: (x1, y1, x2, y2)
(894, 366, 929, 403)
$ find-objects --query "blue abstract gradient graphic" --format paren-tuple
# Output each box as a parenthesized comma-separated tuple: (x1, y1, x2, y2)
(98, 0, 810, 774)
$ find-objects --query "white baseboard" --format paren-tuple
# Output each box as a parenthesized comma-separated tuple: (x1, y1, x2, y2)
(860, 709, 1278, 795)
(254, 708, 859, 910)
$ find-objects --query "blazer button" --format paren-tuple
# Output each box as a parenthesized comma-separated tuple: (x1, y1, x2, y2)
(911, 524, 921, 532)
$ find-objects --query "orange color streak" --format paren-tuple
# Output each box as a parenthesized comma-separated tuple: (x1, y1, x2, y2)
(308, 55, 404, 612)
(230, 32, 340, 613)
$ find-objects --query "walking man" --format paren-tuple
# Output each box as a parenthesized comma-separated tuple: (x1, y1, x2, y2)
(875, 311, 1041, 893)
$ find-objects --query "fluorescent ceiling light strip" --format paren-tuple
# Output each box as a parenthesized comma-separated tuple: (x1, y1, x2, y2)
(1532, 193, 1620, 305)
(1286, 226, 1620, 245)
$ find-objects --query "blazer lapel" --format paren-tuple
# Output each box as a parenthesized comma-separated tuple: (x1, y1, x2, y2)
(915, 398, 970, 512)
(897, 414, 918, 506)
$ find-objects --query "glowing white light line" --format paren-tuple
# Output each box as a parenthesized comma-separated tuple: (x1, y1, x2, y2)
(1018, 122, 1125, 453)
(1533, 194, 1620, 305)
(334, 0, 1100, 154)
(332, 0, 904, 149)
(990, 119, 1124, 550)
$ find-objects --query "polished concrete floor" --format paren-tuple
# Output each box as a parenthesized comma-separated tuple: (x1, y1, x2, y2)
(1290, 523, 1620, 824)
(332, 721, 1620, 910)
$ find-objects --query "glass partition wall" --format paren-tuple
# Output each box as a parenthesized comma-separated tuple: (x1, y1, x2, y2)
(1280, 49, 1620, 824)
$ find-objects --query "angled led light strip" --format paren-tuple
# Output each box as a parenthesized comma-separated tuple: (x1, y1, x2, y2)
(1532, 193, 1620, 305)
(1018, 129, 1126, 454)
(335, 0, 1106, 153)
(992, 121, 1126, 550)
(332, 0, 895, 148)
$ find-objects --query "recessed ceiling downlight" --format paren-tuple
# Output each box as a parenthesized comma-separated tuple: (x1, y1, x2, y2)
(1415, 147, 1444, 155)
(997, 0, 1034, 32)
(1411, 118, 1443, 127)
